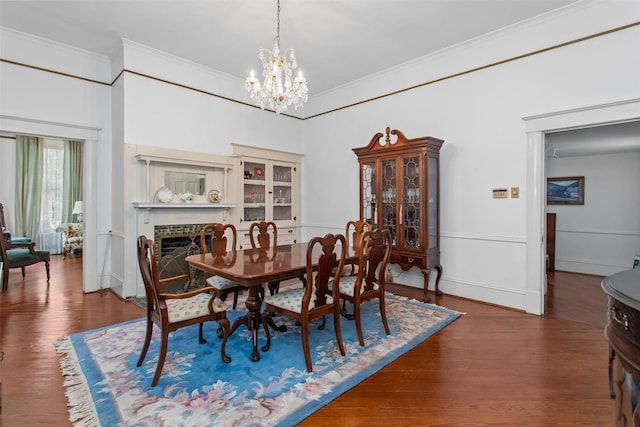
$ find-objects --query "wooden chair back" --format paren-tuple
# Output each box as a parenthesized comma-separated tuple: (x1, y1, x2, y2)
(249, 221, 281, 296)
(339, 227, 392, 346)
(357, 228, 392, 294)
(346, 220, 371, 253)
(306, 233, 348, 311)
(0, 202, 31, 243)
(136, 235, 166, 313)
(262, 233, 347, 372)
(200, 223, 237, 261)
(249, 221, 277, 250)
(0, 202, 8, 239)
(199, 223, 243, 308)
(342, 220, 371, 275)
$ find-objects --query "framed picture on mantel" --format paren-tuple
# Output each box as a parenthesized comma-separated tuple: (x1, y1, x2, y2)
(547, 176, 584, 205)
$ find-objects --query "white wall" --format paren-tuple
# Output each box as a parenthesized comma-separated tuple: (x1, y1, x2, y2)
(547, 151, 640, 275)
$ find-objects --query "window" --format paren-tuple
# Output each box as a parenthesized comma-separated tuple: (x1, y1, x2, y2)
(36, 138, 64, 253)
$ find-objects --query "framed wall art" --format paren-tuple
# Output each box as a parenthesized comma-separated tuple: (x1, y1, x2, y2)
(546, 176, 584, 205)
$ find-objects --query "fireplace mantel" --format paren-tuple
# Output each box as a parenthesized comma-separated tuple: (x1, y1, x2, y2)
(132, 202, 236, 209)
(132, 202, 236, 223)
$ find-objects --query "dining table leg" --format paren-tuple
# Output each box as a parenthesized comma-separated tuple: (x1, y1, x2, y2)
(229, 285, 269, 362)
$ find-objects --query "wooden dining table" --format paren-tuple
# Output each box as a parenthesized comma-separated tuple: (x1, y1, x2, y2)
(186, 241, 358, 362)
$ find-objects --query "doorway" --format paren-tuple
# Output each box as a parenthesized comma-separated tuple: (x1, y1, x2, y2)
(523, 98, 640, 315)
(0, 115, 101, 293)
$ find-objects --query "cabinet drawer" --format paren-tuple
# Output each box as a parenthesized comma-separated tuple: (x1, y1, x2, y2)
(278, 227, 298, 244)
(608, 297, 640, 348)
(238, 227, 298, 249)
(390, 253, 426, 269)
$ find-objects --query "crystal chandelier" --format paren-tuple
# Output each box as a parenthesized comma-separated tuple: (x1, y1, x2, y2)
(245, 0, 308, 114)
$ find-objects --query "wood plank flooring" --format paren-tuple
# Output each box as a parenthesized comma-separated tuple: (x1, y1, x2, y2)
(0, 256, 612, 426)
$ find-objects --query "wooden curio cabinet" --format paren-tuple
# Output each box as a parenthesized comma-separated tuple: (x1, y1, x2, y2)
(353, 127, 443, 302)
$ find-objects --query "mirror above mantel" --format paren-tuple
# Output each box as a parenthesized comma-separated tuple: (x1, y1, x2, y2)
(165, 171, 206, 196)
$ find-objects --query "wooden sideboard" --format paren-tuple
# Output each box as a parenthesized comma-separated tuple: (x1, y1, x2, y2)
(602, 268, 640, 426)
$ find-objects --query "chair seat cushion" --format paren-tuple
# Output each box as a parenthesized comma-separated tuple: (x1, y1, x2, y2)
(264, 287, 334, 313)
(337, 275, 378, 297)
(166, 293, 227, 323)
(206, 275, 246, 290)
(4, 249, 49, 264)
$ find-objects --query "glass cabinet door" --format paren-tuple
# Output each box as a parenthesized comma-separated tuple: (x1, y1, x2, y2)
(243, 160, 266, 222)
(402, 155, 421, 249)
(381, 158, 397, 246)
(428, 156, 438, 249)
(272, 163, 293, 221)
(361, 162, 376, 226)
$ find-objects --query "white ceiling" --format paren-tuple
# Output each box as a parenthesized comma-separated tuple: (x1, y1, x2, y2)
(546, 121, 640, 158)
(0, 0, 578, 95)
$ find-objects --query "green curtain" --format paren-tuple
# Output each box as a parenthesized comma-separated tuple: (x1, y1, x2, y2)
(15, 135, 43, 240)
(62, 140, 84, 223)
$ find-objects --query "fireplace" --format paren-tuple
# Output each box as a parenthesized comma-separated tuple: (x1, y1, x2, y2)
(154, 224, 209, 284)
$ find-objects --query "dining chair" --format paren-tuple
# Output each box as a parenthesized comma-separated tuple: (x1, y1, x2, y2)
(337, 228, 392, 346)
(200, 223, 247, 309)
(0, 237, 50, 291)
(136, 235, 231, 387)
(261, 233, 347, 372)
(249, 221, 281, 297)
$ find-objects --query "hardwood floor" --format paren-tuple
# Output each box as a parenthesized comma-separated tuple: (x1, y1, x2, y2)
(0, 256, 612, 426)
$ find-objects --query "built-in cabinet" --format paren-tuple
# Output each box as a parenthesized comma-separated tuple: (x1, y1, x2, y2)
(232, 144, 302, 249)
(353, 127, 443, 303)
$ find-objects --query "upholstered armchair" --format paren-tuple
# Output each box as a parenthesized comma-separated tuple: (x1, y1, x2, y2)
(56, 223, 83, 258)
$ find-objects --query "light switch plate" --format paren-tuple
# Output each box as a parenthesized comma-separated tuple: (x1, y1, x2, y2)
(493, 188, 508, 199)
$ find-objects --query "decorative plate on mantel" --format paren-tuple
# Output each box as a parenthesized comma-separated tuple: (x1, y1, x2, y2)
(156, 186, 173, 203)
(208, 189, 222, 203)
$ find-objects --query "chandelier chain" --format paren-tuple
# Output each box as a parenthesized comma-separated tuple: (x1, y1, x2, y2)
(275, 0, 280, 48)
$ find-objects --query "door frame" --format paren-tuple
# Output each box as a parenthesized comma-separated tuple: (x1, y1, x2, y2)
(523, 98, 640, 314)
(0, 115, 101, 293)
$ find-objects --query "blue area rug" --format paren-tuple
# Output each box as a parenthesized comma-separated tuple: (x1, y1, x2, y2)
(56, 293, 461, 426)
